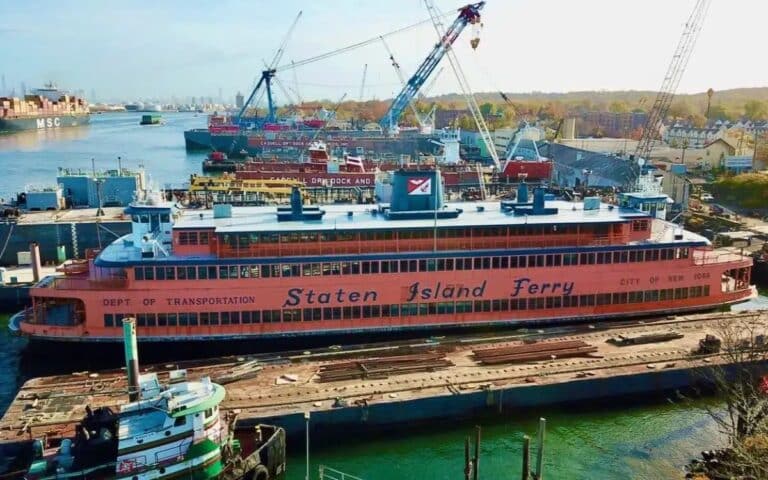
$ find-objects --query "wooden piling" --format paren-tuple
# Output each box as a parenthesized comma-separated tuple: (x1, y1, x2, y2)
(464, 436, 471, 480)
(522, 435, 530, 480)
(473, 425, 481, 480)
(535, 418, 546, 480)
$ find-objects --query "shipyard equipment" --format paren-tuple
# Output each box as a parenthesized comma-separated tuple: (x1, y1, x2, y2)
(630, 0, 711, 185)
(378, 3, 486, 136)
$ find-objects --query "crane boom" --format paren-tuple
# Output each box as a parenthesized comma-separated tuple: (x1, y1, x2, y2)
(237, 11, 303, 122)
(424, 0, 499, 169)
(359, 64, 368, 101)
(380, 37, 429, 131)
(632, 0, 710, 177)
(378, 2, 485, 132)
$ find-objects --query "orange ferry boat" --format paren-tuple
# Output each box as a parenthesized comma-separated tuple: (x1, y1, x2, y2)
(11, 170, 754, 343)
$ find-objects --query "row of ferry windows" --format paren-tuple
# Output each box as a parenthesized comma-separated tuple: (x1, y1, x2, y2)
(220, 223, 622, 247)
(104, 285, 710, 328)
(133, 247, 691, 281)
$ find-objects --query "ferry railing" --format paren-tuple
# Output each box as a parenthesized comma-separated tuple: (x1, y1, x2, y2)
(218, 234, 623, 258)
(49, 277, 128, 290)
(319, 465, 364, 480)
(692, 251, 748, 266)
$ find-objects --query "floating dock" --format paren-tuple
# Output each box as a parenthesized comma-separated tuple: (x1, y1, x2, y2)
(2, 310, 766, 441)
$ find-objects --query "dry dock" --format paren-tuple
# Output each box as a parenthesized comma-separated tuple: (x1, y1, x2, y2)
(3, 310, 767, 441)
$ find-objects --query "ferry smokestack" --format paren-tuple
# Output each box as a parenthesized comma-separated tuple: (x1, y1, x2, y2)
(517, 180, 529, 204)
(290, 187, 303, 215)
(29, 242, 42, 283)
(122, 318, 140, 402)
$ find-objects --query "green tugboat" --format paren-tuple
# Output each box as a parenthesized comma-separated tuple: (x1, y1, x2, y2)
(140, 114, 163, 125)
(0, 319, 285, 479)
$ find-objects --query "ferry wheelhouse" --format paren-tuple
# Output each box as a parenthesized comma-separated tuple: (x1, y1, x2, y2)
(13, 170, 754, 343)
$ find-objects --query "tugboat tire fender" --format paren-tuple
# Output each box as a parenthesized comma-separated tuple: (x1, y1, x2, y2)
(249, 464, 269, 480)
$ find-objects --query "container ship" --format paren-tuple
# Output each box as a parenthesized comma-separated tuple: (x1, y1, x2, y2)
(0, 84, 90, 132)
(10, 169, 754, 344)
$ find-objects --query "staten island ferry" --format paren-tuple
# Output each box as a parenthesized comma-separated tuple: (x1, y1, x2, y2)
(11, 169, 754, 343)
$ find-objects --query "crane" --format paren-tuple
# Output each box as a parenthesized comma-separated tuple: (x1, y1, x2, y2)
(290, 60, 304, 105)
(423, 0, 500, 169)
(236, 10, 303, 123)
(630, 0, 711, 184)
(378, 2, 485, 134)
(359, 63, 368, 101)
(380, 36, 432, 132)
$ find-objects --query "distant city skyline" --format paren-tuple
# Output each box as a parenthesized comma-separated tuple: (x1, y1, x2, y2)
(1, 0, 767, 103)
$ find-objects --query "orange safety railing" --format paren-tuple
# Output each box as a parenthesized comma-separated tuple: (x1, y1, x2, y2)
(692, 250, 748, 266)
(217, 234, 628, 258)
(48, 277, 128, 290)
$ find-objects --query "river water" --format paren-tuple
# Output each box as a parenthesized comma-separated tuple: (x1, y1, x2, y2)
(0, 116, 765, 478)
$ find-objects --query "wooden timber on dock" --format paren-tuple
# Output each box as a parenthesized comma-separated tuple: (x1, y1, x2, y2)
(2, 310, 767, 441)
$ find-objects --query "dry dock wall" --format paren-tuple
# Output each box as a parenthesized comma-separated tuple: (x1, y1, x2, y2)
(249, 366, 741, 439)
(0, 221, 130, 266)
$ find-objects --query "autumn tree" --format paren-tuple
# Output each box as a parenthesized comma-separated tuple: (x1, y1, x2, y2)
(608, 101, 629, 113)
(744, 100, 768, 121)
(687, 317, 768, 479)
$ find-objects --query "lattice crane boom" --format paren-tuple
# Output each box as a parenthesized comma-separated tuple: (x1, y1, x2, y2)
(378, 2, 485, 132)
(424, 0, 499, 170)
(632, 0, 711, 174)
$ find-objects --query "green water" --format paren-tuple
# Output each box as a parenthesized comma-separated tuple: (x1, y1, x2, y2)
(283, 398, 724, 480)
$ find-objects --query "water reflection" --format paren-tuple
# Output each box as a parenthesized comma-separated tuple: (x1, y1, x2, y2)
(0, 124, 91, 151)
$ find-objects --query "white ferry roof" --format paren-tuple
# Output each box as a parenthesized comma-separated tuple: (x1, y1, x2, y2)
(176, 199, 650, 234)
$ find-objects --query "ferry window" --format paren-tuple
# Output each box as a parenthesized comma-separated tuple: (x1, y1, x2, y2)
(174, 417, 186, 427)
(104, 314, 114, 327)
(389, 304, 400, 317)
(425, 303, 436, 315)
(562, 296, 576, 308)
(536, 255, 545, 267)
(612, 292, 628, 304)
(242, 312, 251, 324)
(546, 297, 555, 309)
(157, 314, 167, 326)
(562, 253, 576, 266)
(362, 262, 371, 274)
(580, 295, 596, 306)
(418, 259, 427, 272)
(436, 302, 454, 314)
(166, 314, 177, 326)
(131, 215, 139, 222)
(351, 306, 361, 318)
(454, 301, 470, 314)
(650, 250, 660, 261)
(704, 286, 710, 296)
(199, 232, 210, 245)
(370, 262, 379, 274)
(342, 307, 353, 319)
(472, 258, 481, 270)
(629, 251, 640, 263)
(221, 312, 231, 325)
(614, 251, 628, 263)
(491, 300, 502, 312)
(155, 267, 166, 280)
(177, 267, 187, 280)
(165, 267, 175, 280)
(283, 310, 301, 322)
(281, 264, 296, 277)
(178, 313, 189, 326)
(251, 311, 262, 323)
(144, 267, 155, 280)
(140, 214, 149, 224)
(321, 308, 332, 320)
(596, 294, 611, 306)
(401, 303, 417, 316)
(552, 297, 562, 308)
(381, 305, 391, 317)
(426, 260, 436, 272)
(370, 305, 381, 317)
(188, 313, 198, 326)
(645, 290, 660, 302)
(628, 292, 643, 303)
(322, 263, 338, 276)
(209, 266, 218, 279)
(135, 268, 144, 281)
(219, 266, 229, 280)
(146, 314, 156, 327)
(546, 255, 555, 267)
(200, 312, 210, 325)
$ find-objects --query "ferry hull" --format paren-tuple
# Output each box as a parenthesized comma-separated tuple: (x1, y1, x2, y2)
(0, 114, 90, 133)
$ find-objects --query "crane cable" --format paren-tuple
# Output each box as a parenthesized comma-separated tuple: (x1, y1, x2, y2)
(274, 9, 457, 73)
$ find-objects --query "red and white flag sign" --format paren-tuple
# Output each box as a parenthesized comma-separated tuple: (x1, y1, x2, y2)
(407, 177, 431, 195)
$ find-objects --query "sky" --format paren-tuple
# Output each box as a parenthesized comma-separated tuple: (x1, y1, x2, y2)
(1, 0, 767, 103)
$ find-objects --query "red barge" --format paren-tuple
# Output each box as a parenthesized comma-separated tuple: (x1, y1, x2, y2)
(11, 170, 754, 343)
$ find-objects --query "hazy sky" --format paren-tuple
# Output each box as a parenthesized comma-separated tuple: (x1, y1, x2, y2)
(1, 0, 766, 103)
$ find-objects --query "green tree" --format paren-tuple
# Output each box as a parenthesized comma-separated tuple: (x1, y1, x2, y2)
(608, 101, 629, 113)
(668, 100, 693, 119)
(744, 100, 767, 120)
(708, 104, 733, 121)
(479, 102, 495, 117)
